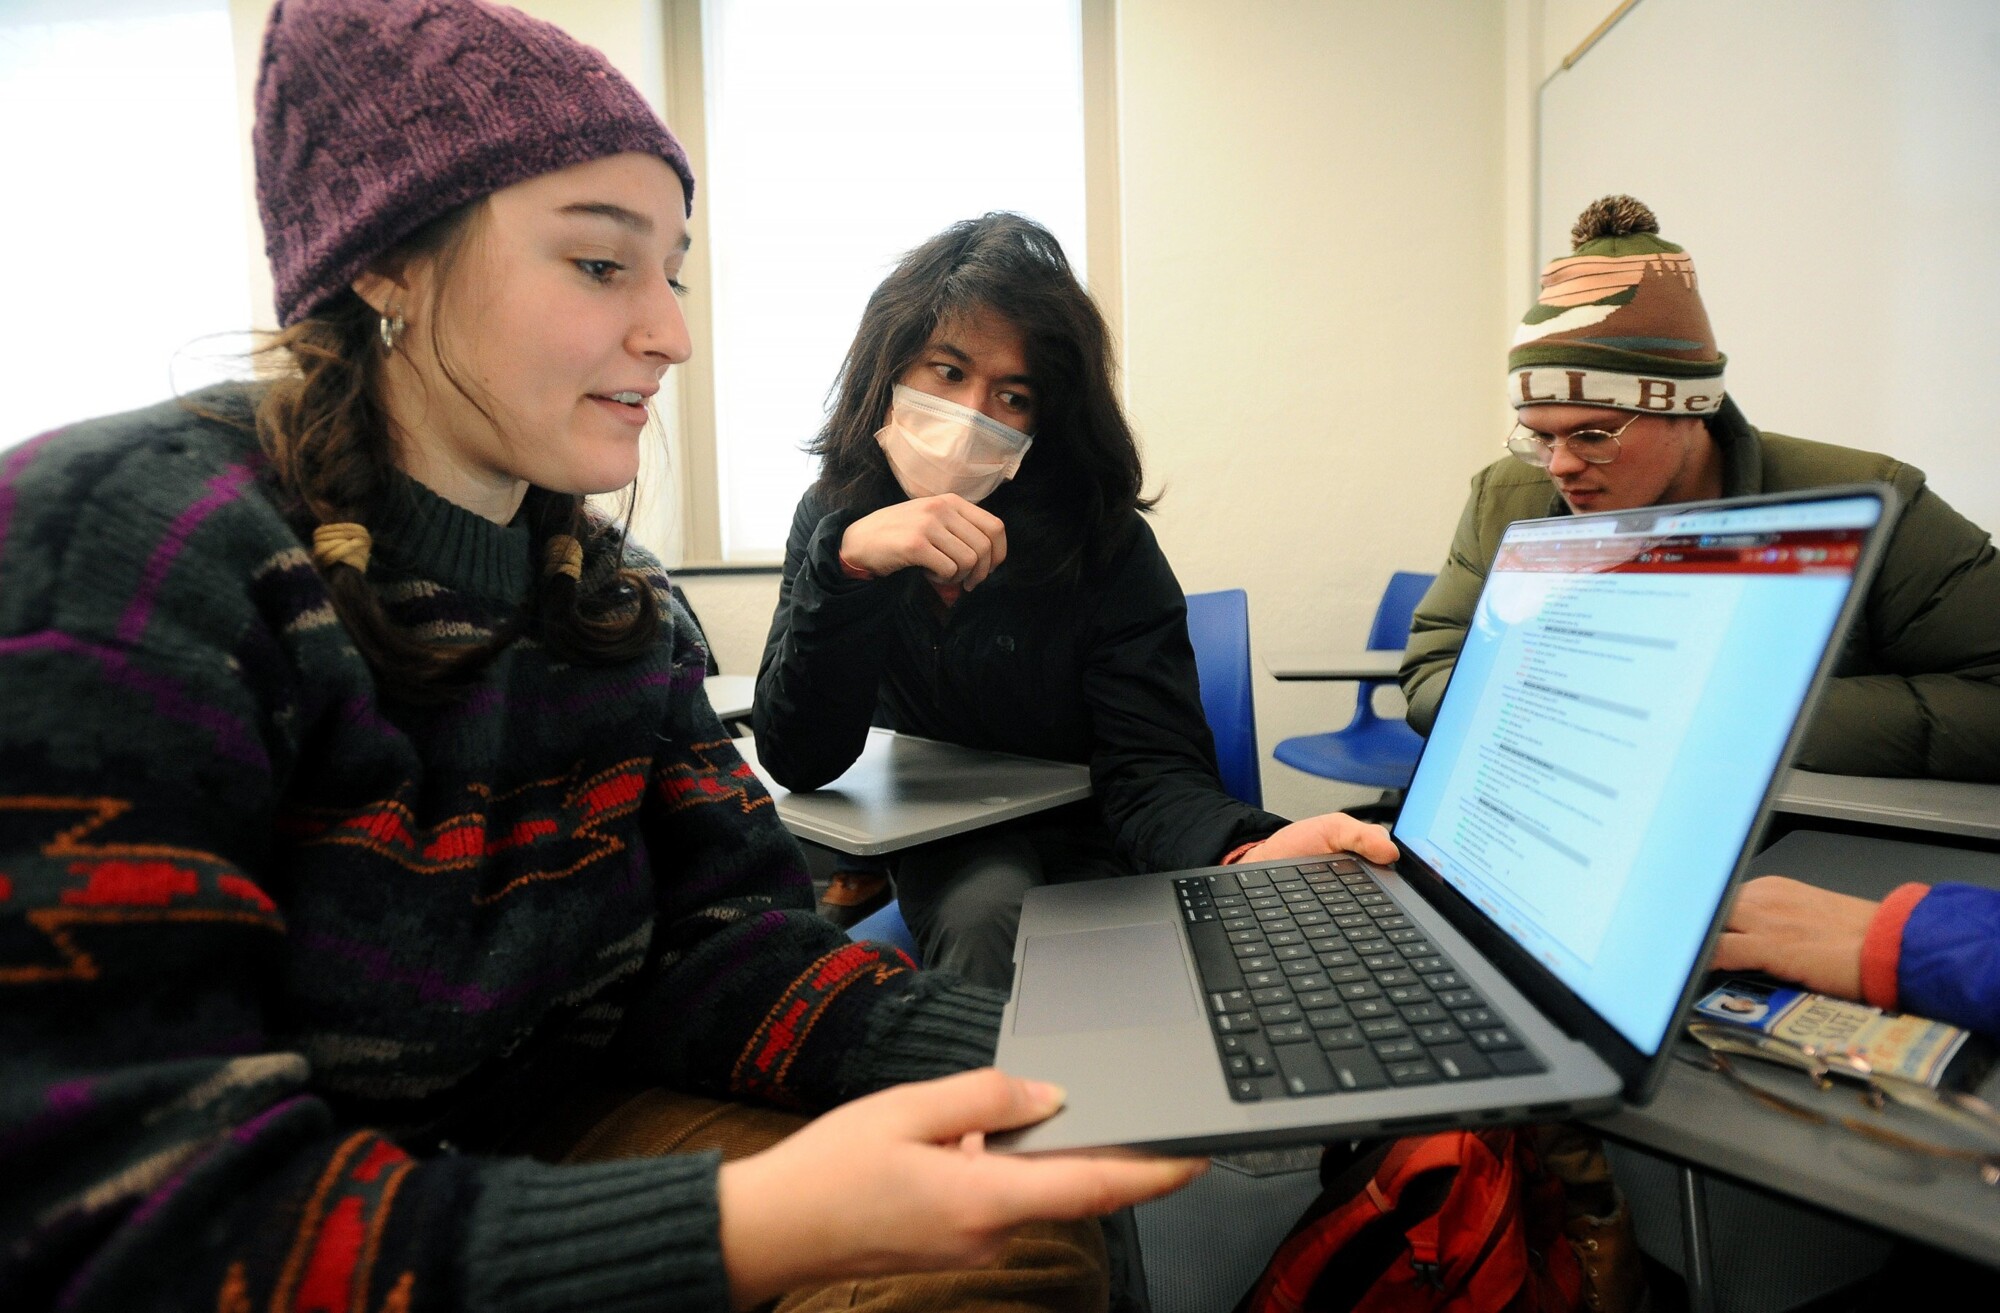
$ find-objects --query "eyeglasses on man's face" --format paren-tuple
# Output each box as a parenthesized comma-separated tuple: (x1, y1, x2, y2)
(1505, 412, 1644, 467)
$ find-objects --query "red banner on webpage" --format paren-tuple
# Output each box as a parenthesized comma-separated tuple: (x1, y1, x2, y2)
(1494, 528, 1864, 576)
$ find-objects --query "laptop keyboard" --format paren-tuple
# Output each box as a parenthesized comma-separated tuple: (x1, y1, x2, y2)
(1178, 861, 1547, 1101)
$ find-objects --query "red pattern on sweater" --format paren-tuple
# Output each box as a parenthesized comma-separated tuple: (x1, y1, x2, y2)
(294, 1195, 367, 1313)
(275, 1134, 415, 1313)
(654, 739, 775, 815)
(277, 761, 651, 890)
(732, 941, 912, 1103)
(61, 860, 199, 906)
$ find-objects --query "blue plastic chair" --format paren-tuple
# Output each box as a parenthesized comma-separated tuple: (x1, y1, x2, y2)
(1183, 588, 1262, 808)
(1271, 571, 1435, 791)
(847, 896, 921, 959)
(849, 589, 1265, 956)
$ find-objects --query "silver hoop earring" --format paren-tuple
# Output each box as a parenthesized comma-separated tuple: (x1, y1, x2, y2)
(379, 311, 405, 353)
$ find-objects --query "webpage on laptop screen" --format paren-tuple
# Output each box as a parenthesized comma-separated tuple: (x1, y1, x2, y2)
(1396, 496, 1879, 1054)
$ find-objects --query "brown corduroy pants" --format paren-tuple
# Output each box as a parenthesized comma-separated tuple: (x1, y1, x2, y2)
(536, 1087, 1109, 1313)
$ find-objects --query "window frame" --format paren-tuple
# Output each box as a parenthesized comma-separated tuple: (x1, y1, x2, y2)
(654, 0, 1122, 566)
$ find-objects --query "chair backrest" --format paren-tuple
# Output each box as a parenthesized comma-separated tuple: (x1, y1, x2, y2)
(1367, 571, 1436, 652)
(847, 899, 921, 961)
(669, 583, 721, 675)
(1184, 589, 1262, 808)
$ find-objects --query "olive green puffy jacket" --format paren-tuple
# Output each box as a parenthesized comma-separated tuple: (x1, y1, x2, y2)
(1400, 398, 2000, 781)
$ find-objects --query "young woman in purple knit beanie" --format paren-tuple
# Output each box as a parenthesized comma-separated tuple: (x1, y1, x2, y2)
(0, 2, 1202, 1311)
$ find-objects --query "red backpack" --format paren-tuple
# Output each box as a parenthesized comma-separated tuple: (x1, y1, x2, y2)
(1238, 1130, 1584, 1313)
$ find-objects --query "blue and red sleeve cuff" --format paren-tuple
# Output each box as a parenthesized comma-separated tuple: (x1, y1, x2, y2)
(1893, 883, 2000, 1036)
(1859, 882, 1929, 1010)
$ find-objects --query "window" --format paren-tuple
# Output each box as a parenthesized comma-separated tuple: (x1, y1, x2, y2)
(1, 0, 1114, 561)
(0, 0, 254, 450)
(690, 0, 1095, 561)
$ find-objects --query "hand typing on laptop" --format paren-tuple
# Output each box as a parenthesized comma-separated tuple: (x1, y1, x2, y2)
(1714, 876, 1874, 999)
(1715, 875, 2000, 1039)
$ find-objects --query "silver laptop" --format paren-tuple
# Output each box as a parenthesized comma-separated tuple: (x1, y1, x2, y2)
(994, 486, 1897, 1154)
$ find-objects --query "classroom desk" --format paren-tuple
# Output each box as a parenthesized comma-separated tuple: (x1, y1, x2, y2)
(1593, 828, 2000, 1272)
(704, 674, 755, 723)
(1772, 769, 2000, 843)
(734, 728, 1092, 857)
(1265, 650, 1404, 682)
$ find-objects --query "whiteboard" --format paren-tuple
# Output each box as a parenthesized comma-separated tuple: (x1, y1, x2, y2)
(1538, 0, 2000, 532)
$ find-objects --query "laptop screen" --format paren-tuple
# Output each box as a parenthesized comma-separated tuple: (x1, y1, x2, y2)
(1393, 493, 1882, 1056)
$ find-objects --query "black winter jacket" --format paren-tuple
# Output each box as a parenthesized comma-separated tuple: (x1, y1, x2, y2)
(753, 489, 1288, 872)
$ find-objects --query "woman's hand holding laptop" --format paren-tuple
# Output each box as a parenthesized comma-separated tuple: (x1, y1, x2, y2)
(1238, 814, 1399, 865)
(717, 1068, 1207, 1307)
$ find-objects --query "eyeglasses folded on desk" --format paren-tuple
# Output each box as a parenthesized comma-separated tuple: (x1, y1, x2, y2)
(1684, 1017, 2000, 1187)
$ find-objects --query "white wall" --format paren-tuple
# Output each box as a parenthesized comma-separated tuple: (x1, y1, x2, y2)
(1116, 1, 1506, 818)
(1532, 0, 2000, 532)
(1501, 0, 1614, 317)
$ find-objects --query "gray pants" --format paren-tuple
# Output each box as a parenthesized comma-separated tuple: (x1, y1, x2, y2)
(894, 819, 1131, 990)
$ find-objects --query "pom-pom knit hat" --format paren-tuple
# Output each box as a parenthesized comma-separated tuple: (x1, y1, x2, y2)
(254, 0, 695, 326)
(1509, 195, 1726, 416)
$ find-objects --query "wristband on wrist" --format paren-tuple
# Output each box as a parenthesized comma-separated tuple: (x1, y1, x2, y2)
(1859, 882, 1930, 1010)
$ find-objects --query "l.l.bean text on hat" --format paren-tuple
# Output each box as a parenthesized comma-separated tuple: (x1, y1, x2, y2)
(1512, 368, 1724, 416)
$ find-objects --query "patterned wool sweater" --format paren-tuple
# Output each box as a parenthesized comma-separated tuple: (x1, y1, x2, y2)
(0, 388, 1006, 1313)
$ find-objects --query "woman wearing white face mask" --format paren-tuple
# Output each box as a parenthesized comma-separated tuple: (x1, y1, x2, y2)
(754, 214, 1398, 988)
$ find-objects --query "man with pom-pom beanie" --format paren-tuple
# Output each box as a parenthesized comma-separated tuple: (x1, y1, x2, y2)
(1400, 195, 2000, 782)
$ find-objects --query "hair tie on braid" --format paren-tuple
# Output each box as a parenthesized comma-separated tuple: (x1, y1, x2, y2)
(544, 534, 584, 581)
(313, 522, 373, 574)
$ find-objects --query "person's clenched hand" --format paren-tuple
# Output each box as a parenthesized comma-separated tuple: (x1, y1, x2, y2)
(840, 495, 1008, 589)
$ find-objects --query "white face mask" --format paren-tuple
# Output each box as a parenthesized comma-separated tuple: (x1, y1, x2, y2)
(874, 384, 1035, 502)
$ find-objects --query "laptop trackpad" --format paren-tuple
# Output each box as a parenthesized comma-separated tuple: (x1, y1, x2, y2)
(1014, 922, 1190, 1036)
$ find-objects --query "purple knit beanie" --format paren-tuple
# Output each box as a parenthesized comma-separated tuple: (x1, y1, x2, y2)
(255, 0, 695, 326)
